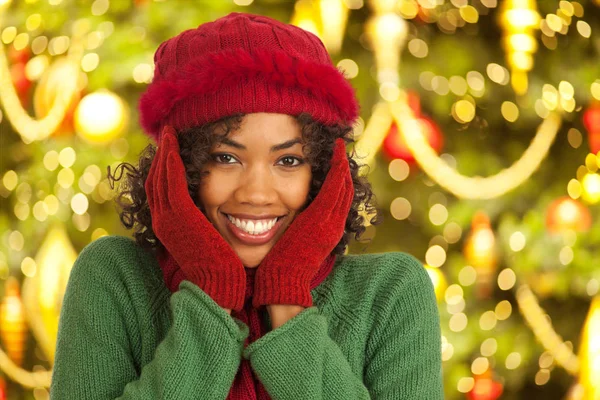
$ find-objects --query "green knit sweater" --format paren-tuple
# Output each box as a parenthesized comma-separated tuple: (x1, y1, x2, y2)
(50, 235, 443, 399)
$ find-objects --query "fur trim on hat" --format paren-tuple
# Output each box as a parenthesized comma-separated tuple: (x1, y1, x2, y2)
(139, 48, 359, 139)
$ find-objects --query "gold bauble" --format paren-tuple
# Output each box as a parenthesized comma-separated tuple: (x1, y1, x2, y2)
(424, 265, 447, 303)
(464, 212, 498, 298)
(578, 295, 600, 399)
(581, 173, 600, 204)
(0, 277, 27, 367)
(545, 196, 592, 233)
(74, 89, 128, 144)
(21, 224, 78, 365)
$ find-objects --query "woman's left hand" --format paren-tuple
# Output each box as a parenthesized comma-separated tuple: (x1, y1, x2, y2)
(253, 138, 354, 309)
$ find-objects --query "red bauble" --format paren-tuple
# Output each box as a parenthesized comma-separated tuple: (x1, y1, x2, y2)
(382, 116, 444, 163)
(583, 104, 600, 153)
(8, 47, 30, 64)
(590, 132, 600, 154)
(583, 104, 600, 133)
(10, 63, 32, 106)
(406, 90, 421, 116)
(546, 196, 592, 234)
(467, 370, 503, 400)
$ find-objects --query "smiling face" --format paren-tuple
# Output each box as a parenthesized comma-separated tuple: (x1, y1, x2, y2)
(197, 113, 312, 267)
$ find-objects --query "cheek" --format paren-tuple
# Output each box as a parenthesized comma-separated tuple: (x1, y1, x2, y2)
(197, 171, 235, 210)
(279, 169, 312, 211)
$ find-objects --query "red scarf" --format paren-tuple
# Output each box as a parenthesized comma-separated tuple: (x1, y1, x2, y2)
(226, 253, 337, 399)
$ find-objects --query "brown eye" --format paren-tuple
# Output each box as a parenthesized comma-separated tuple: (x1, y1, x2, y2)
(212, 153, 237, 164)
(277, 156, 305, 167)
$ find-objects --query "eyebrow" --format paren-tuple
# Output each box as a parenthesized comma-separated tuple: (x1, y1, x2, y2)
(220, 137, 302, 152)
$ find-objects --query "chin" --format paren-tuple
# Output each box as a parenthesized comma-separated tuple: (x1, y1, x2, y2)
(238, 248, 271, 268)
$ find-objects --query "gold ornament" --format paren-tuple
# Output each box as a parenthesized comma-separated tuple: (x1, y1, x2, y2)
(74, 89, 128, 144)
(291, 0, 349, 54)
(0, 274, 51, 386)
(424, 265, 447, 302)
(0, 0, 12, 10)
(0, 277, 27, 367)
(318, 0, 349, 54)
(21, 223, 78, 365)
(498, 0, 541, 95)
(464, 212, 498, 298)
(580, 173, 600, 204)
(291, 0, 322, 38)
(545, 196, 592, 233)
(578, 295, 600, 399)
(365, 0, 408, 87)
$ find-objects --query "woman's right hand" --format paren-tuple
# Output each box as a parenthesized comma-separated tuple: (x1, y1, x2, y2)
(145, 125, 246, 312)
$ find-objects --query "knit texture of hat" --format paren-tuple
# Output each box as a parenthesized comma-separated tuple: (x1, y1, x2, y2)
(138, 12, 359, 141)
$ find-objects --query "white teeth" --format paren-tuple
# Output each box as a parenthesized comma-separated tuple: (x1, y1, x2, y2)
(227, 215, 278, 235)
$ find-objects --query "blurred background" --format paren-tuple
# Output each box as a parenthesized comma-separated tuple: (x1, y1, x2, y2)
(0, 0, 599, 399)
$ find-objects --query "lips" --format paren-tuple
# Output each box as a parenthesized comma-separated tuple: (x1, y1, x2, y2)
(222, 212, 286, 246)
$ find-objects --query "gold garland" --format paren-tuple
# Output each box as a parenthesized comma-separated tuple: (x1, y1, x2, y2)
(352, 101, 393, 167)
(389, 98, 562, 199)
(0, 347, 52, 388)
(516, 284, 579, 375)
(0, 27, 83, 142)
(356, 0, 561, 200)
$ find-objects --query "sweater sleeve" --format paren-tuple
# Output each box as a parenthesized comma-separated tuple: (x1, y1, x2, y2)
(243, 307, 370, 399)
(50, 240, 249, 400)
(241, 253, 443, 400)
(363, 254, 444, 399)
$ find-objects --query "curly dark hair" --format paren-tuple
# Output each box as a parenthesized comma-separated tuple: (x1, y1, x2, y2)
(107, 113, 383, 257)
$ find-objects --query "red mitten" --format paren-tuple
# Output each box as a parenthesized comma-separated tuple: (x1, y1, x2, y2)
(156, 249, 186, 294)
(252, 138, 354, 308)
(145, 126, 246, 311)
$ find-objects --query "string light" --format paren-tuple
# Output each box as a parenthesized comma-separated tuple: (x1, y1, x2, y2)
(366, 0, 408, 87)
(498, 0, 541, 95)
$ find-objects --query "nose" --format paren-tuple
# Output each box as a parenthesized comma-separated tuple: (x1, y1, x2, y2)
(234, 165, 277, 207)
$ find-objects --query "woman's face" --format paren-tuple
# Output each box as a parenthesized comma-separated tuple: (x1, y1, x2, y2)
(197, 113, 312, 267)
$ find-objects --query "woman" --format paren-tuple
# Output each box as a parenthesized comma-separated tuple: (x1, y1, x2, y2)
(50, 12, 443, 399)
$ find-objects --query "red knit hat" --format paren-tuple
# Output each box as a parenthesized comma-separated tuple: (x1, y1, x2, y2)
(138, 12, 359, 141)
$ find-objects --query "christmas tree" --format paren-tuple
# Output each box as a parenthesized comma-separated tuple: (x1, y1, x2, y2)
(0, 0, 599, 399)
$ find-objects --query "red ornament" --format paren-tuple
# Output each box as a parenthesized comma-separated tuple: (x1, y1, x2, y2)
(467, 370, 503, 400)
(583, 104, 600, 154)
(8, 46, 32, 106)
(406, 90, 421, 116)
(8, 47, 30, 64)
(545, 196, 592, 234)
(590, 132, 600, 155)
(583, 104, 600, 133)
(10, 62, 31, 106)
(382, 116, 444, 163)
